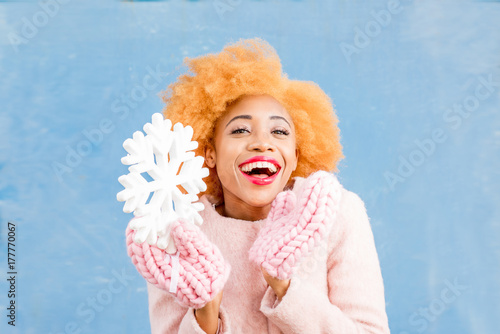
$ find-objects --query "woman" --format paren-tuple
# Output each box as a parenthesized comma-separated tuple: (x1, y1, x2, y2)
(126, 38, 390, 334)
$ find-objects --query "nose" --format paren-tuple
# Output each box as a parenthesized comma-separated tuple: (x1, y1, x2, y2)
(247, 132, 275, 152)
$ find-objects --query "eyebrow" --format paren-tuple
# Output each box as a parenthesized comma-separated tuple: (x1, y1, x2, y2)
(225, 115, 291, 128)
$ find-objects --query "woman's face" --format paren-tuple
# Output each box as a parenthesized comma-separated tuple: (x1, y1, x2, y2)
(205, 94, 299, 216)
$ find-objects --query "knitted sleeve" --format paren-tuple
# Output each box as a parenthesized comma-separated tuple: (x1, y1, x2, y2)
(259, 190, 391, 334)
(147, 282, 231, 334)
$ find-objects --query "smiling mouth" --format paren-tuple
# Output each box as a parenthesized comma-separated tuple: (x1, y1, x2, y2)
(239, 161, 280, 178)
(237, 159, 282, 186)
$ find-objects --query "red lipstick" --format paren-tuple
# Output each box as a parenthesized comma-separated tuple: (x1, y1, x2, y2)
(238, 156, 281, 169)
(238, 156, 281, 186)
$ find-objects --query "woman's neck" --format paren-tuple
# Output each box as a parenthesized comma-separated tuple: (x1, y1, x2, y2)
(215, 196, 272, 221)
(214, 179, 295, 221)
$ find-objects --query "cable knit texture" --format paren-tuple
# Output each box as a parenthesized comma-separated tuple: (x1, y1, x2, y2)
(126, 219, 231, 309)
(141, 174, 390, 334)
(248, 171, 342, 280)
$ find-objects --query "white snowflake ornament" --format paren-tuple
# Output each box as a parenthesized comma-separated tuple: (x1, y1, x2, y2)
(117, 113, 209, 253)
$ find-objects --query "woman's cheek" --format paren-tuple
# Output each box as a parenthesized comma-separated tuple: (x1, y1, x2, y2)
(217, 163, 236, 187)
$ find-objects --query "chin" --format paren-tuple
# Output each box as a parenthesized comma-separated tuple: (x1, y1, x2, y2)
(244, 197, 274, 208)
(244, 187, 283, 207)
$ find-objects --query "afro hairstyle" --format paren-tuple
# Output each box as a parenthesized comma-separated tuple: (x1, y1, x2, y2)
(161, 37, 343, 202)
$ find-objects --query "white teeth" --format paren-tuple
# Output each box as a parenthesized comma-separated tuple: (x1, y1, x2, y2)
(240, 161, 278, 173)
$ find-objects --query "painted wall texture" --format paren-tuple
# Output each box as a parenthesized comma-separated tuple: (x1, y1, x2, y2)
(0, 0, 499, 333)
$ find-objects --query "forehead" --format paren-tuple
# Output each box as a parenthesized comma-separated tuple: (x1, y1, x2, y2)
(221, 94, 292, 124)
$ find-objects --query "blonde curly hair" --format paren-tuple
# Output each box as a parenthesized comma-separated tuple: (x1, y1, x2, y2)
(161, 38, 343, 202)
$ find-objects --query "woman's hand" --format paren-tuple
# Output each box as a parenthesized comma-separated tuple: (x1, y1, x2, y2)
(195, 290, 223, 334)
(248, 171, 342, 280)
(261, 267, 290, 301)
(126, 219, 231, 309)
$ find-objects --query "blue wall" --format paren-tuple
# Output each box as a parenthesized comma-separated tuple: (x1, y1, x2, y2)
(1, 0, 499, 333)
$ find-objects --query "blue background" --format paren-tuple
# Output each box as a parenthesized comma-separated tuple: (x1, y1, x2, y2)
(1, 0, 499, 333)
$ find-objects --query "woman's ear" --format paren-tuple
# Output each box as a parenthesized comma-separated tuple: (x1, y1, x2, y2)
(205, 143, 216, 168)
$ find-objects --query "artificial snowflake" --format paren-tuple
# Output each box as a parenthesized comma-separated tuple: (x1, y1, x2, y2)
(117, 113, 209, 253)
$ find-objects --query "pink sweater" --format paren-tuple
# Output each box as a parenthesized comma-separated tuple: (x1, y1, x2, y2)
(146, 177, 391, 334)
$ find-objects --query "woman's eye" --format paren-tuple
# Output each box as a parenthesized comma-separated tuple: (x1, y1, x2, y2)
(231, 128, 249, 134)
(272, 129, 290, 136)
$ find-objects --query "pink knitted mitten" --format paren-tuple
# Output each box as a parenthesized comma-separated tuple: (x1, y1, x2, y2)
(248, 171, 342, 280)
(126, 219, 231, 309)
